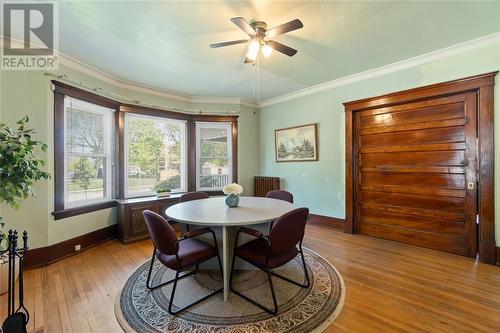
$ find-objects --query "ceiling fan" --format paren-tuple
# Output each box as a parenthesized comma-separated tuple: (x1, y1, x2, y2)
(210, 17, 303, 63)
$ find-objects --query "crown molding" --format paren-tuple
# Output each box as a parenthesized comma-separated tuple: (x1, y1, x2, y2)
(58, 52, 256, 107)
(190, 96, 255, 108)
(259, 31, 500, 108)
(3, 32, 499, 110)
(57, 52, 192, 102)
(0, 35, 257, 108)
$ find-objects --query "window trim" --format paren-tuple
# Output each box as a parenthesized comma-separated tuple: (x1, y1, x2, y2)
(63, 97, 115, 208)
(53, 82, 121, 219)
(52, 81, 238, 219)
(195, 122, 233, 191)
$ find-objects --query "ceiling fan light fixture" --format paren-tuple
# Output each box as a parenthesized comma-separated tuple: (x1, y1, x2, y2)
(246, 48, 258, 61)
(248, 38, 260, 54)
(210, 17, 303, 63)
(262, 43, 273, 58)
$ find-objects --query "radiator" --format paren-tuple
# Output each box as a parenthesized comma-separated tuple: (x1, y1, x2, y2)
(254, 176, 280, 197)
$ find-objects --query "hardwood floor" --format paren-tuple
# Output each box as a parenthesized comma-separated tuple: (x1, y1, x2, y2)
(2, 224, 500, 332)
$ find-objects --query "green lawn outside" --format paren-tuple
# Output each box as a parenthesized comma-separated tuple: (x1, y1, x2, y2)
(68, 176, 157, 191)
(128, 176, 157, 187)
(68, 179, 103, 191)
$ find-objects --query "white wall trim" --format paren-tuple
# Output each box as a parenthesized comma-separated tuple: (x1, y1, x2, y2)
(0, 35, 257, 108)
(3, 32, 499, 109)
(259, 32, 500, 108)
(58, 52, 257, 107)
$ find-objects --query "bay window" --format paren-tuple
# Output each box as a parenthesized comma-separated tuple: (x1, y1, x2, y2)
(124, 113, 187, 197)
(52, 81, 237, 219)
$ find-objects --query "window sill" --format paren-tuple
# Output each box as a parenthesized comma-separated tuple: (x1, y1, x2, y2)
(52, 192, 224, 220)
(52, 200, 117, 220)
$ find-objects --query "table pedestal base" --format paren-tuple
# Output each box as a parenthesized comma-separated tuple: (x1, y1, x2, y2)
(191, 223, 271, 301)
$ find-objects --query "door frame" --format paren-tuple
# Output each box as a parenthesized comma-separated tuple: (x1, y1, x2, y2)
(343, 72, 498, 264)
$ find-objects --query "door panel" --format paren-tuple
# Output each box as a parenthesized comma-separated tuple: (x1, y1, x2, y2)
(360, 103, 465, 128)
(355, 92, 478, 256)
(360, 210, 466, 235)
(362, 151, 466, 167)
(361, 127, 465, 146)
(360, 191, 466, 212)
(358, 223, 466, 255)
(361, 172, 465, 189)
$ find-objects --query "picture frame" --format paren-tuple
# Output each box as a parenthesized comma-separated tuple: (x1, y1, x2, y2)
(275, 123, 318, 162)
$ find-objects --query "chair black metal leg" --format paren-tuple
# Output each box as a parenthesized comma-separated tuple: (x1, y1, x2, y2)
(146, 249, 197, 290)
(300, 246, 310, 288)
(167, 231, 224, 315)
(167, 258, 223, 315)
(266, 270, 278, 314)
(230, 244, 310, 315)
(168, 270, 180, 315)
(230, 267, 278, 315)
(270, 245, 310, 288)
(146, 249, 156, 290)
(168, 284, 223, 315)
(230, 230, 279, 315)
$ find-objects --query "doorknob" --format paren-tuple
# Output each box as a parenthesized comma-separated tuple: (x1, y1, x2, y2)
(467, 181, 475, 190)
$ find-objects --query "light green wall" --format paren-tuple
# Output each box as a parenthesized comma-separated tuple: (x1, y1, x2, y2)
(1, 42, 499, 250)
(260, 43, 500, 242)
(238, 105, 261, 196)
(0, 63, 260, 248)
(1, 70, 52, 248)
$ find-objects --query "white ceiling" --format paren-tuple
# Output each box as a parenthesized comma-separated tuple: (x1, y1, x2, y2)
(59, 1, 500, 101)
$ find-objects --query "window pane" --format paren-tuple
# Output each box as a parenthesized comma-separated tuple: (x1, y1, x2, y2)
(200, 128, 229, 158)
(65, 106, 105, 155)
(197, 124, 231, 190)
(126, 115, 186, 197)
(66, 156, 106, 205)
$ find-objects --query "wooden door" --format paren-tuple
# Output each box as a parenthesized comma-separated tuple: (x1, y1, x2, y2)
(354, 92, 478, 256)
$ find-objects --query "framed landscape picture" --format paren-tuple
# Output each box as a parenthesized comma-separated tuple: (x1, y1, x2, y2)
(275, 123, 318, 162)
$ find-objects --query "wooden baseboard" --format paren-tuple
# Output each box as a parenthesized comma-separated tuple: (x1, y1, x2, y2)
(308, 214, 345, 232)
(24, 225, 118, 269)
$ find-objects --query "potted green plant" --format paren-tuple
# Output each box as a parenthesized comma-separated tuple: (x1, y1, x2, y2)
(153, 182, 171, 197)
(0, 116, 50, 294)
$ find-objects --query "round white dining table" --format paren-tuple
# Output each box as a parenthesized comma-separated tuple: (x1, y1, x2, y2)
(165, 196, 296, 301)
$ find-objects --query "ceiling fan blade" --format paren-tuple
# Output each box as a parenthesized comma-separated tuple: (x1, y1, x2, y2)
(269, 40, 297, 57)
(210, 39, 248, 48)
(266, 19, 303, 39)
(231, 17, 256, 36)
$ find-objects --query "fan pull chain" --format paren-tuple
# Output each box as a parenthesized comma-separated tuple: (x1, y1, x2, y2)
(257, 57, 261, 105)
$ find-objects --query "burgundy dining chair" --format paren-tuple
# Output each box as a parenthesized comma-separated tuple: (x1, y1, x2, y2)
(266, 190, 294, 231)
(143, 210, 222, 315)
(180, 191, 209, 202)
(179, 191, 209, 231)
(266, 190, 293, 203)
(229, 207, 310, 315)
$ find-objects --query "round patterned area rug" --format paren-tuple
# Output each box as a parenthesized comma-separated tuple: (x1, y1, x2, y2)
(115, 247, 345, 333)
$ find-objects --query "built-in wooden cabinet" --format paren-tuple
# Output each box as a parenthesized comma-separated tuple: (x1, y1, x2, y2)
(117, 195, 180, 243)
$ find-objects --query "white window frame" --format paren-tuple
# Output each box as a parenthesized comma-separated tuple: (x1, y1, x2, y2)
(196, 122, 233, 191)
(124, 113, 187, 198)
(63, 97, 115, 209)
